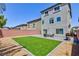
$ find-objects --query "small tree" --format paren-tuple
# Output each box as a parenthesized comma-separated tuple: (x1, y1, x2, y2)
(0, 15, 7, 28)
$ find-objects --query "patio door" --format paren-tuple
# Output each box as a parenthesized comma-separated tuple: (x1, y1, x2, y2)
(43, 29, 47, 37)
(43, 29, 47, 34)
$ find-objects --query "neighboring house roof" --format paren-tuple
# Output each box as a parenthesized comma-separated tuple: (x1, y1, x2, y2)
(71, 26, 79, 31)
(27, 18, 41, 24)
(12, 18, 41, 29)
(40, 3, 72, 18)
(72, 26, 79, 29)
(3, 27, 11, 29)
(13, 24, 27, 29)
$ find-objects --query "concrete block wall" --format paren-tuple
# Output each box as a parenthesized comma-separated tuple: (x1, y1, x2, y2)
(0, 29, 41, 38)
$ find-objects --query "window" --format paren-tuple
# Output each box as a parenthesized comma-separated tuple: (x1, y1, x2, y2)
(68, 24, 71, 28)
(54, 6, 60, 11)
(57, 17, 61, 22)
(56, 28, 64, 34)
(33, 23, 35, 28)
(42, 20, 44, 24)
(45, 11, 48, 16)
(28, 24, 30, 28)
(43, 29, 47, 34)
(49, 18, 54, 24)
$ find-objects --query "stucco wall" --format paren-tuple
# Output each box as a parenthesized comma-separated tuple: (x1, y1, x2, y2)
(0, 29, 41, 37)
(27, 21, 41, 31)
(41, 4, 71, 39)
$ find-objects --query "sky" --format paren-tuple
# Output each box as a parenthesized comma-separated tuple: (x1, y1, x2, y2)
(4, 3, 79, 27)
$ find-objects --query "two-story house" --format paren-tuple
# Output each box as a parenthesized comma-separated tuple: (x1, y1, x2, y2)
(27, 18, 41, 31)
(41, 3, 72, 39)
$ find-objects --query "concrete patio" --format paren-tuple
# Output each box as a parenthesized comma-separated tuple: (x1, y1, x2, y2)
(0, 36, 32, 56)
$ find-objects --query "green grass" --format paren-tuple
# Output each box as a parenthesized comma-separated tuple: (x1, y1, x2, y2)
(13, 36, 61, 56)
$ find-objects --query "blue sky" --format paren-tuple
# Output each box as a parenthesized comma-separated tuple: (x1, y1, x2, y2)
(5, 3, 79, 27)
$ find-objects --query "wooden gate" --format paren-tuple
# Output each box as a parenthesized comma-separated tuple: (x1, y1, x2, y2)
(71, 44, 79, 56)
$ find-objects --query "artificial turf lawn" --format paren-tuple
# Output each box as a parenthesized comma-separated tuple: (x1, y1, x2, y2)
(14, 36, 61, 56)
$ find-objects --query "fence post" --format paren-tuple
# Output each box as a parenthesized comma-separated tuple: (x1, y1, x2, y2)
(0, 29, 3, 38)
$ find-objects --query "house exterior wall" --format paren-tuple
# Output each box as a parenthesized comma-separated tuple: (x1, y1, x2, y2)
(14, 26, 27, 30)
(19, 26, 27, 30)
(27, 20, 41, 31)
(41, 3, 71, 39)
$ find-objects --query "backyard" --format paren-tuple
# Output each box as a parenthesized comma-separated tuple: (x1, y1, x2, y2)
(13, 36, 61, 56)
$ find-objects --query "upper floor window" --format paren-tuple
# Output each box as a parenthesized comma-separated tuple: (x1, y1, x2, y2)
(68, 24, 71, 28)
(56, 17, 61, 22)
(49, 18, 54, 24)
(33, 23, 35, 28)
(54, 6, 60, 11)
(45, 11, 48, 16)
(27, 24, 30, 28)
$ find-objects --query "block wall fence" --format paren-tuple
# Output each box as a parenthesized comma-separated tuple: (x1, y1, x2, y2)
(0, 29, 41, 38)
